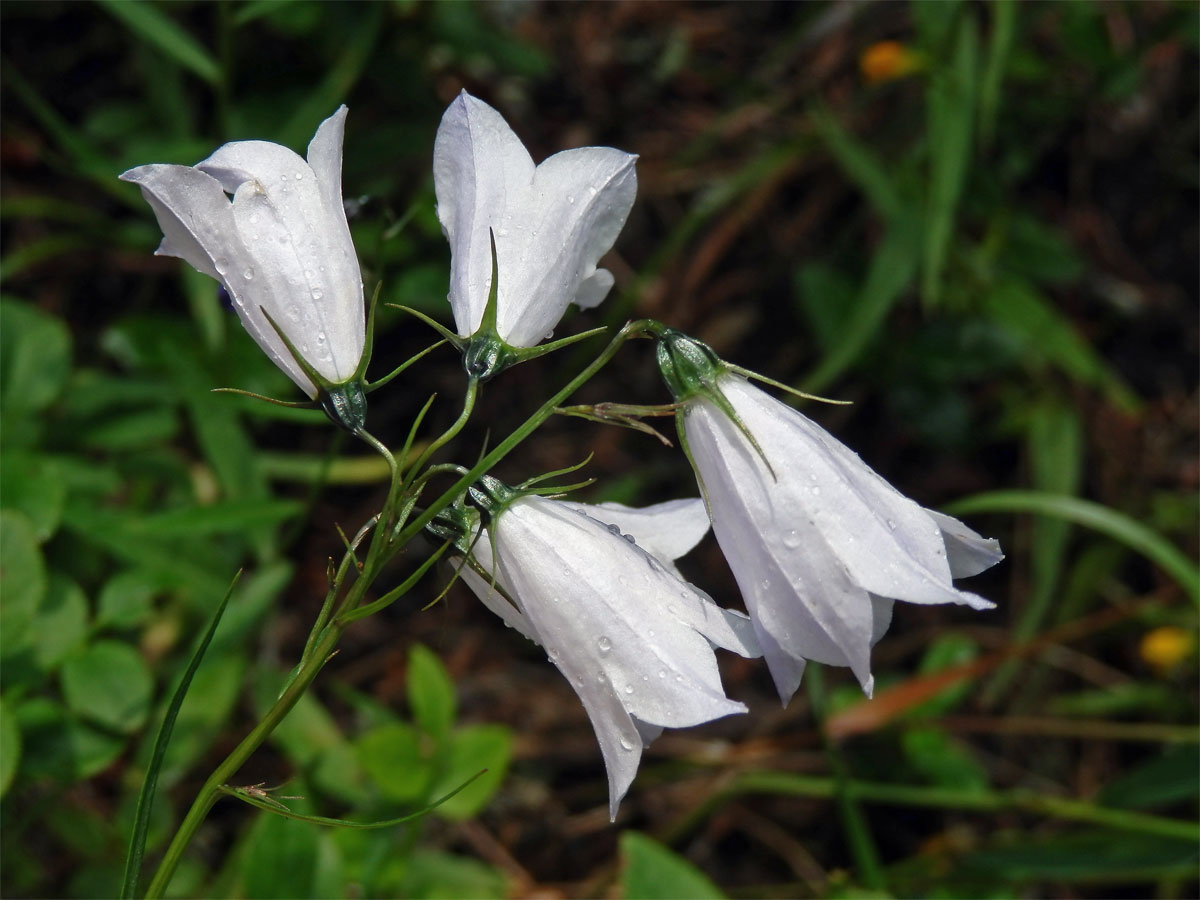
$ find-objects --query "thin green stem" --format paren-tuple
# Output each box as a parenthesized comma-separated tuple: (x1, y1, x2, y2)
(144, 624, 343, 898)
(401, 378, 478, 489)
(666, 771, 1200, 844)
(142, 321, 651, 896)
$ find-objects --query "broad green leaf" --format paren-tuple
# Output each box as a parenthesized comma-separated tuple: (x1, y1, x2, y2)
(261, 678, 345, 770)
(0, 511, 46, 660)
(946, 491, 1199, 606)
(407, 644, 457, 741)
(132, 499, 302, 537)
(957, 831, 1199, 882)
(0, 453, 66, 541)
(97, 570, 161, 630)
(15, 697, 125, 781)
(1098, 745, 1200, 811)
(0, 696, 20, 797)
(96, 0, 220, 84)
(620, 831, 725, 900)
(394, 850, 508, 900)
(429, 724, 511, 820)
(80, 406, 181, 450)
(922, 14, 978, 306)
(32, 574, 89, 672)
(0, 299, 72, 417)
(240, 802, 321, 900)
(358, 722, 433, 803)
(61, 640, 154, 734)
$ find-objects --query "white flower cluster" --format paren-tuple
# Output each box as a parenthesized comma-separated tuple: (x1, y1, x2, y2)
(124, 93, 1002, 818)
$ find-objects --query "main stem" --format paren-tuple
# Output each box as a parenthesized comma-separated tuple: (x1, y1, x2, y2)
(141, 321, 653, 897)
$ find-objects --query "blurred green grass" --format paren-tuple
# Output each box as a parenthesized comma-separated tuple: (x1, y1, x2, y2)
(1, 1, 1196, 898)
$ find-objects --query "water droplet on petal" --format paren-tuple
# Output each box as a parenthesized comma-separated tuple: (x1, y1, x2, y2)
(619, 735, 634, 751)
(311, 288, 324, 301)
(567, 195, 575, 204)
(657, 669, 667, 679)
(597, 635, 612, 654)
(607, 523, 621, 536)
(887, 518, 897, 530)
(214, 257, 229, 275)
(243, 268, 255, 281)
(811, 485, 821, 496)
(294, 171, 304, 180)
(624, 685, 634, 695)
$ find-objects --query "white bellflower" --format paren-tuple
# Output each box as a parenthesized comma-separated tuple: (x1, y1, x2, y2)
(657, 330, 1003, 703)
(446, 484, 759, 818)
(432, 91, 637, 376)
(120, 107, 367, 428)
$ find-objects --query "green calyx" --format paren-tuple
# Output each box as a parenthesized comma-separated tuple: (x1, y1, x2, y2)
(655, 329, 729, 403)
(467, 474, 521, 521)
(318, 379, 368, 434)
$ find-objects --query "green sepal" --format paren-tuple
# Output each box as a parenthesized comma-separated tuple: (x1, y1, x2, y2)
(258, 305, 369, 433)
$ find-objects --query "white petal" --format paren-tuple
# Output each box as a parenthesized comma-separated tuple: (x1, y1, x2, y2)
(558, 497, 710, 579)
(119, 164, 236, 282)
(498, 146, 636, 346)
(433, 91, 535, 338)
(685, 402, 877, 696)
(718, 377, 994, 611)
(432, 91, 637, 347)
(924, 509, 1005, 578)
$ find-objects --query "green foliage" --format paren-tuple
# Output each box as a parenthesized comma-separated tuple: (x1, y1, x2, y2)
(1, 0, 1195, 897)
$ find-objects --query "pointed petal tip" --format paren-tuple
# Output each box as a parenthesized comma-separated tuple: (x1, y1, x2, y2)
(862, 675, 875, 699)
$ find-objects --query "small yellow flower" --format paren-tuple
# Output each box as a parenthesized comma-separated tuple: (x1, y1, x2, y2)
(860, 41, 923, 84)
(1139, 626, 1195, 674)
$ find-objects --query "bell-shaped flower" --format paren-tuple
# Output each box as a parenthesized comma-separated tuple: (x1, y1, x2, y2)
(656, 330, 1003, 703)
(432, 91, 637, 378)
(441, 482, 758, 818)
(120, 107, 368, 430)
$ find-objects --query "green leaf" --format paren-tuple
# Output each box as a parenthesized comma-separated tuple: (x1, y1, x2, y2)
(122, 577, 235, 899)
(981, 279, 1140, 412)
(394, 850, 508, 900)
(158, 654, 246, 785)
(15, 697, 125, 781)
(61, 640, 154, 734)
(0, 453, 66, 541)
(0, 696, 21, 798)
(902, 726, 989, 792)
(978, 0, 1016, 147)
(407, 644, 457, 741)
(0, 298, 72, 418)
(1098, 745, 1200, 811)
(133, 499, 303, 537)
(957, 831, 1199, 882)
(429, 725, 511, 820)
(97, 570, 160, 630)
(945, 490, 1200, 606)
(240, 802, 321, 900)
(620, 831, 725, 900)
(810, 106, 906, 225)
(32, 575, 89, 672)
(922, 14, 979, 306)
(802, 225, 921, 393)
(0, 511, 46, 661)
(358, 722, 433, 804)
(96, 0, 221, 84)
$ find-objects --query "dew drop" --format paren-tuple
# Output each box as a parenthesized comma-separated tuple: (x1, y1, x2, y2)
(567, 195, 575, 204)
(311, 288, 324, 301)
(294, 171, 304, 180)
(214, 257, 229, 275)
(619, 736, 634, 751)
(316, 331, 327, 344)
(285, 304, 301, 323)
(597, 635, 612, 654)
(811, 485, 821, 496)
(623, 533, 636, 544)
(242, 268, 255, 281)
(887, 518, 897, 530)
(624, 685, 634, 695)
(607, 523, 621, 536)
(783, 529, 801, 549)
(657, 669, 667, 679)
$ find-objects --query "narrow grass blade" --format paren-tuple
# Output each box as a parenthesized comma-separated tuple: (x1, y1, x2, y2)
(97, 0, 221, 85)
(946, 491, 1199, 606)
(121, 571, 240, 899)
(922, 14, 978, 307)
